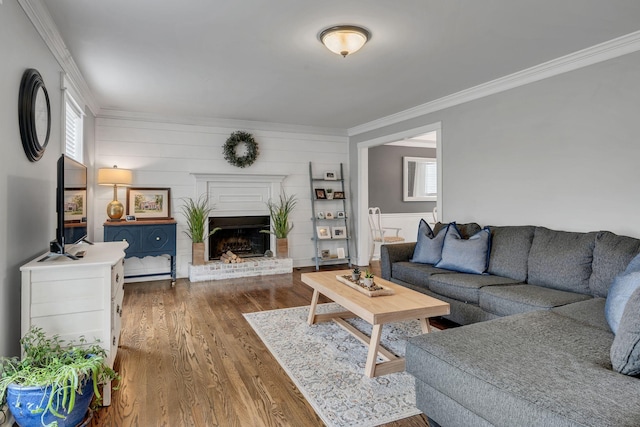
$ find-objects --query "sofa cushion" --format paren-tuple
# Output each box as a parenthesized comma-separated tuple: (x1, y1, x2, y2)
(527, 227, 596, 294)
(428, 273, 522, 304)
(391, 261, 451, 291)
(433, 221, 481, 239)
(406, 311, 637, 427)
(479, 284, 592, 317)
(611, 287, 640, 375)
(410, 219, 448, 264)
(435, 225, 491, 274)
(605, 269, 640, 334)
(551, 298, 609, 331)
(589, 231, 640, 298)
(486, 225, 535, 282)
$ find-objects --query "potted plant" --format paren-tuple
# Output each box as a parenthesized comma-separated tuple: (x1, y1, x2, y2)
(352, 267, 361, 281)
(363, 270, 374, 287)
(181, 195, 220, 265)
(0, 327, 119, 427)
(261, 190, 297, 258)
(325, 188, 334, 200)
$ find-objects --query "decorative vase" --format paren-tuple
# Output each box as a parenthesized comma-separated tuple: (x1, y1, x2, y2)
(192, 242, 205, 265)
(363, 277, 374, 287)
(352, 273, 361, 281)
(276, 238, 289, 258)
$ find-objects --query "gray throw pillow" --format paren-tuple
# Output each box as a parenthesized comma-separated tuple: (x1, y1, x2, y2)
(605, 253, 640, 333)
(611, 287, 640, 375)
(435, 224, 491, 274)
(410, 219, 448, 264)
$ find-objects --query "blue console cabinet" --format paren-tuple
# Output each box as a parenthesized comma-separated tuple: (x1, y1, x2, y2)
(104, 219, 177, 284)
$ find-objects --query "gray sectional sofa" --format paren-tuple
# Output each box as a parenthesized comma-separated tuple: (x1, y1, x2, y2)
(380, 223, 640, 426)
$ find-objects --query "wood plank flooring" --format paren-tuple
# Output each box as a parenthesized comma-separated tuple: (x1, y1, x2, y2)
(90, 262, 434, 426)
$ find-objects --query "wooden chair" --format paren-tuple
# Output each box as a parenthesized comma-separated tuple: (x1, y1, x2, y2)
(367, 207, 405, 263)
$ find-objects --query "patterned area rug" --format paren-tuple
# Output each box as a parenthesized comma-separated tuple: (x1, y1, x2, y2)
(244, 303, 432, 427)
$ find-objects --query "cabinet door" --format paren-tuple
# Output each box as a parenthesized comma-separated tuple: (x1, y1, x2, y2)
(142, 225, 175, 253)
(106, 227, 142, 255)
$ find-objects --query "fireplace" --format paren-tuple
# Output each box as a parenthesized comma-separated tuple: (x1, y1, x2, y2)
(209, 216, 270, 260)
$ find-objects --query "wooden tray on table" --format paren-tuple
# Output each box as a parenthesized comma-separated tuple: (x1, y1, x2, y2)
(335, 275, 395, 297)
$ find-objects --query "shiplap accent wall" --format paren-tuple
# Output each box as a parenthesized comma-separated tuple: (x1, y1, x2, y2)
(94, 117, 349, 279)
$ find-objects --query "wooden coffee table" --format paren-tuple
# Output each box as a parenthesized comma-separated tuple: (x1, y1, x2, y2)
(301, 270, 450, 378)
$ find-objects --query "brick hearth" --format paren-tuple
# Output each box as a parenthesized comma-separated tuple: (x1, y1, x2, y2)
(188, 257, 293, 282)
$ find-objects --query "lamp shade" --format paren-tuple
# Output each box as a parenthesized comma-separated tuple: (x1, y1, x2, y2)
(319, 25, 370, 57)
(98, 166, 132, 186)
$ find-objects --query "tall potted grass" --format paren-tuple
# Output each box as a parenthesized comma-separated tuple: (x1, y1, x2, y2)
(0, 327, 119, 427)
(181, 195, 220, 265)
(261, 190, 297, 258)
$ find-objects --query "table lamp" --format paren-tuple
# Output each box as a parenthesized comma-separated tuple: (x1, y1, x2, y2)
(98, 165, 132, 221)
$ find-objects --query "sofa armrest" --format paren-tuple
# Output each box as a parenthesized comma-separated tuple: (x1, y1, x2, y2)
(380, 242, 416, 280)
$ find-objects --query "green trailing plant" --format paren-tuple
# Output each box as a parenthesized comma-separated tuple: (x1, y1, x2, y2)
(260, 191, 297, 239)
(180, 195, 221, 243)
(0, 327, 119, 422)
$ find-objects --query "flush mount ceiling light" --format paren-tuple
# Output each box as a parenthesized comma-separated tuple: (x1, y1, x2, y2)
(319, 25, 371, 58)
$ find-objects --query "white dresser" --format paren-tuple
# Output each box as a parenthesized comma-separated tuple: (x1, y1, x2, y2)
(20, 241, 128, 405)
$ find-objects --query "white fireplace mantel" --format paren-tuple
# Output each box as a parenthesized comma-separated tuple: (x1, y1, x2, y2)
(192, 173, 287, 184)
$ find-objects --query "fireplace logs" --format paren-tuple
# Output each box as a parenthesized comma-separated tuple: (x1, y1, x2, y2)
(220, 250, 244, 263)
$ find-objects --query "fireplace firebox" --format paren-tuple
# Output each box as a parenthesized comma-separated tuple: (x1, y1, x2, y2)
(209, 216, 270, 260)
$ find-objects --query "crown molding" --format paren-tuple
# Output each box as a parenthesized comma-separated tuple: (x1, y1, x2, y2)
(18, 0, 100, 115)
(97, 109, 348, 137)
(348, 30, 640, 137)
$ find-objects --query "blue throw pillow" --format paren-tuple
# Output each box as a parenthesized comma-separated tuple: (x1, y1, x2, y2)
(606, 253, 640, 333)
(410, 219, 448, 265)
(435, 224, 492, 274)
(611, 287, 640, 375)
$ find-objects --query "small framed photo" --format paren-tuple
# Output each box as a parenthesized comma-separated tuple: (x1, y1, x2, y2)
(336, 247, 345, 259)
(324, 171, 337, 180)
(316, 211, 325, 219)
(325, 211, 334, 220)
(321, 249, 330, 259)
(333, 191, 345, 199)
(127, 187, 171, 219)
(316, 226, 331, 239)
(337, 211, 345, 219)
(125, 215, 136, 222)
(315, 188, 326, 199)
(331, 226, 346, 239)
(63, 188, 86, 222)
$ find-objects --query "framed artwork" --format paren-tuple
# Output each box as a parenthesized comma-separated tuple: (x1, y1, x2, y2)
(316, 211, 325, 219)
(315, 188, 326, 199)
(331, 226, 346, 239)
(324, 171, 337, 180)
(321, 249, 330, 259)
(63, 188, 86, 221)
(325, 211, 334, 219)
(333, 191, 345, 199)
(336, 247, 345, 259)
(337, 211, 345, 219)
(316, 226, 331, 239)
(127, 187, 171, 219)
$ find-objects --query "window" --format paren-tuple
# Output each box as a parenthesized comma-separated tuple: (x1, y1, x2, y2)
(64, 93, 84, 162)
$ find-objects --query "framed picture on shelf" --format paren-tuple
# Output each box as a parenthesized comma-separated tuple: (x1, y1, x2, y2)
(336, 247, 345, 259)
(63, 188, 86, 221)
(333, 191, 345, 199)
(336, 211, 345, 219)
(331, 226, 346, 239)
(316, 226, 331, 239)
(316, 211, 325, 219)
(127, 187, 171, 219)
(325, 211, 334, 219)
(321, 249, 330, 259)
(324, 171, 337, 180)
(315, 188, 326, 199)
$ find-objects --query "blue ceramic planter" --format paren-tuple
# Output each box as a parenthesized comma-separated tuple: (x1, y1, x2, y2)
(6, 378, 93, 427)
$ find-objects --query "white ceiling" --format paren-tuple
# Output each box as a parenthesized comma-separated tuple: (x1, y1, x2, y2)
(42, 0, 640, 131)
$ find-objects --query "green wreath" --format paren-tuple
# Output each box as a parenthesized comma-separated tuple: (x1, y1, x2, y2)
(223, 131, 259, 168)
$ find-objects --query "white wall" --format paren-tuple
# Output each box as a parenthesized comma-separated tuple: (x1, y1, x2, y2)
(93, 116, 349, 278)
(351, 50, 640, 240)
(0, 0, 65, 357)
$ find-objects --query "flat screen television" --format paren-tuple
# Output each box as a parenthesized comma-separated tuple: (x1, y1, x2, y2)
(49, 154, 89, 257)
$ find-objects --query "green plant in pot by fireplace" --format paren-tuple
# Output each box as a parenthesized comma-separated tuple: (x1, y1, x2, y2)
(260, 190, 297, 258)
(0, 327, 119, 427)
(181, 195, 220, 266)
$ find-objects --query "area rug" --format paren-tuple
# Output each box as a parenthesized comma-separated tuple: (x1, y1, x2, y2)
(244, 303, 434, 427)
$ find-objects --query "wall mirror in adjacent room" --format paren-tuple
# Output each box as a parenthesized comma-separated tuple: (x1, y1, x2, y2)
(403, 156, 437, 201)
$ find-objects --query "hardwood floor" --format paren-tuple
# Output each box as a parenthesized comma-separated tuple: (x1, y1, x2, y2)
(91, 262, 433, 426)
